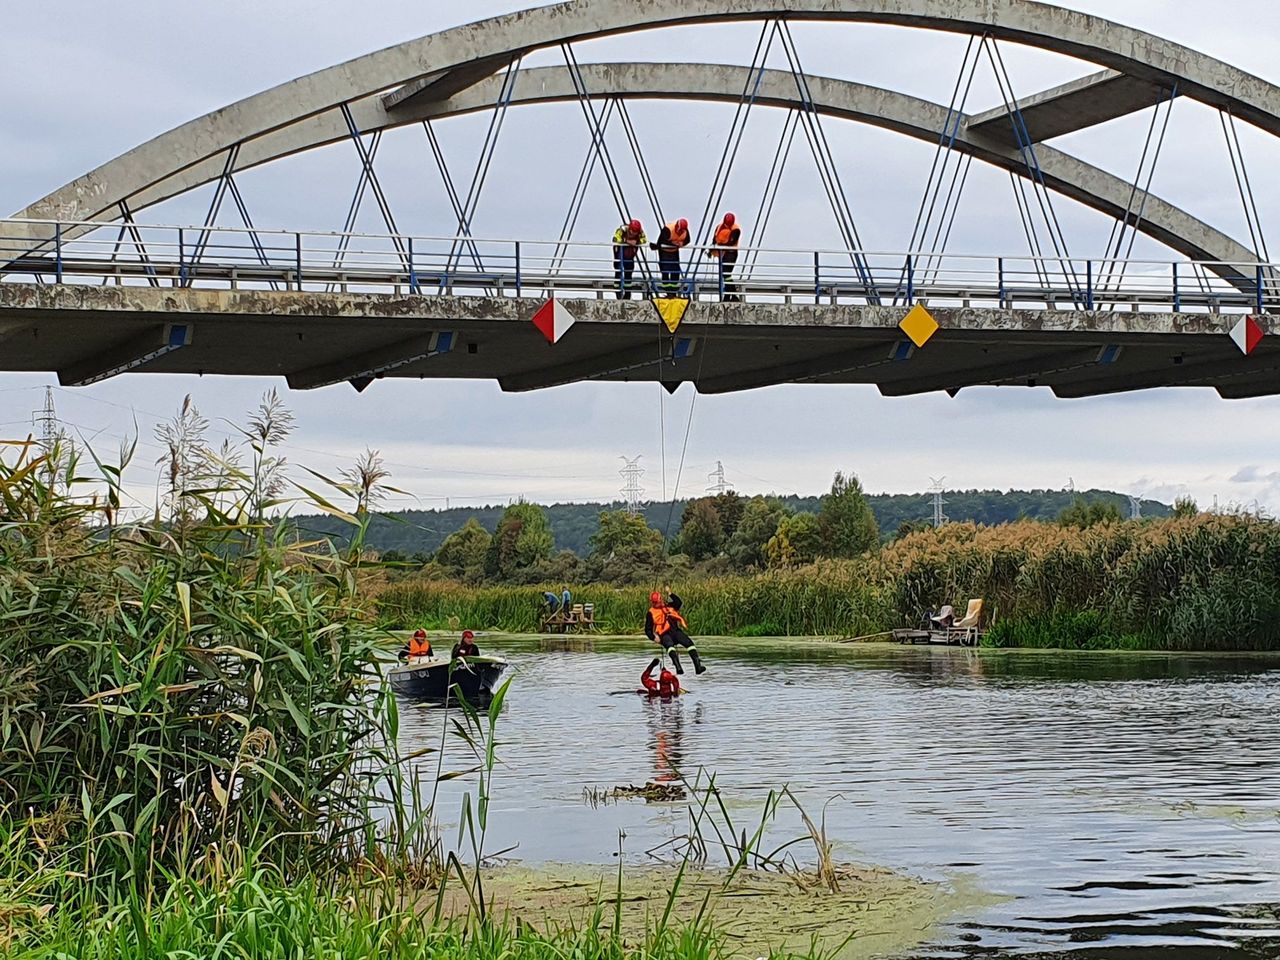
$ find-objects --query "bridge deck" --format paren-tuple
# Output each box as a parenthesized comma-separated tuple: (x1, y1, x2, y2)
(1, 282, 1275, 399)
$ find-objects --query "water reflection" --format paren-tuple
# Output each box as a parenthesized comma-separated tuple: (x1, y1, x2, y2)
(397, 639, 1280, 958)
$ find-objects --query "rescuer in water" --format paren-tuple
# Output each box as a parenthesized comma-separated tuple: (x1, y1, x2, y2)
(651, 218, 690, 295)
(709, 212, 742, 302)
(400, 628, 433, 661)
(639, 660, 681, 698)
(644, 589, 706, 675)
(612, 219, 647, 299)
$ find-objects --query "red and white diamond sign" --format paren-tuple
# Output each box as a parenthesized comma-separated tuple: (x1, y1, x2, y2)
(1229, 315, 1265, 355)
(531, 298, 576, 345)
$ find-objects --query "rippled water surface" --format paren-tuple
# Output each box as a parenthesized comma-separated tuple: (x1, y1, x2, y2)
(398, 638, 1280, 957)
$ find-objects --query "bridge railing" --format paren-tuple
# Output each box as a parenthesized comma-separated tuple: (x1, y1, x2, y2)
(1, 218, 1277, 314)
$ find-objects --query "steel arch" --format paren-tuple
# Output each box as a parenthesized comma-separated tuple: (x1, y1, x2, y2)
(13, 63, 1257, 279)
(12, 0, 1280, 230)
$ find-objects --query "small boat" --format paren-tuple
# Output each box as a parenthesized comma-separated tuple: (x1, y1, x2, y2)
(388, 655, 509, 702)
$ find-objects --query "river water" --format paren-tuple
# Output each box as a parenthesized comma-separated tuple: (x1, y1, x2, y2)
(397, 636, 1280, 958)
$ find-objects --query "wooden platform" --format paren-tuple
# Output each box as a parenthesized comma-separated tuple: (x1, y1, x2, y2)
(892, 627, 983, 647)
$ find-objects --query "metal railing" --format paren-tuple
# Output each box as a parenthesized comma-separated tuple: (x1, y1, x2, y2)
(1, 218, 1276, 314)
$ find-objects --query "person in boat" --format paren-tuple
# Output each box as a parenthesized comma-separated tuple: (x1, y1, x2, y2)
(644, 589, 706, 675)
(451, 629, 480, 661)
(400, 628, 433, 661)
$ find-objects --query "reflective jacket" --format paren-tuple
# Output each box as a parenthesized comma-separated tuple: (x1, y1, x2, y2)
(645, 599, 687, 640)
(613, 225, 647, 256)
(709, 222, 741, 257)
(409, 634, 433, 657)
(657, 221, 690, 252)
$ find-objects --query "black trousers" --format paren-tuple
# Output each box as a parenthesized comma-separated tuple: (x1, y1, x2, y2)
(658, 249, 681, 290)
(719, 250, 739, 300)
(614, 252, 636, 297)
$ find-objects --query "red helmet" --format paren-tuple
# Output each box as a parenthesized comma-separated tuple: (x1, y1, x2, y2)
(676, 218, 688, 231)
(413, 629, 426, 639)
(650, 591, 663, 605)
(461, 630, 474, 641)
(723, 212, 735, 226)
(629, 219, 642, 233)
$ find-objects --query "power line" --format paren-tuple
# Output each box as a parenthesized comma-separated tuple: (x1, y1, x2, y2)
(706, 460, 729, 495)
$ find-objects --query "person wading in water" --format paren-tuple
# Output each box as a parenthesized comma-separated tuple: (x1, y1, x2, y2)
(644, 589, 706, 675)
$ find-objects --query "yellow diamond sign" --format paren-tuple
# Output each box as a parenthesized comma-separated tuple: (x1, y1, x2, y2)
(655, 297, 690, 334)
(899, 303, 939, 348)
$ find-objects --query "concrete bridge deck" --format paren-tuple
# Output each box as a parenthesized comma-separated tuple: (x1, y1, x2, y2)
(2, 282, 1276, 399)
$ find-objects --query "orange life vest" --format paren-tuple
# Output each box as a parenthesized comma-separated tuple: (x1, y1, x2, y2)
(649, 604, 687, 636)
(409, 634, 432, 657)
(664, 221, 690, 248)
(714, 222, 739, 247)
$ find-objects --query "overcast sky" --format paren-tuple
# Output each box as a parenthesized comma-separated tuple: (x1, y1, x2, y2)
(4, 1, 1280, 520)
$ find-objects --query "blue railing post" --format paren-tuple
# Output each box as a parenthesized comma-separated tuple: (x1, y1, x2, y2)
(514, 241, 522, 297)
(54, 222, 63, 284)
(408, 236, 419, 294)
(906, 254, 914, 305)
(1085, 259, 1093, 310)
(1257, 264, 1265, 314)
(295, 233, 303, 291)
(177, 227, 186, 286)
(813, 250, 821, 304)
(1172, 261, 1180, 313)
(997, 256, 1005, 306)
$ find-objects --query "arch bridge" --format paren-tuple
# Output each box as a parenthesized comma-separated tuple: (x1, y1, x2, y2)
(2, 0, 1279, 398)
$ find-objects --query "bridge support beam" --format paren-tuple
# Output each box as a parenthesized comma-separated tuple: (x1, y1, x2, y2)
(499, 337, 696, 393)
(58, 322, 192, 386)
(286, 330, 455, 391)
(697, 340, 909, 394)
(877, 346, 1120, 396)
(1053, 350, 1280, 398)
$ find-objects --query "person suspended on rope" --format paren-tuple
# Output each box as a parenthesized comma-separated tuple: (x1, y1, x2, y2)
(644, 589, 706, 675)
(612, 219, 647, 299)
(451, 629, 480, 661)
(651, 219, 690, 295)
(709, 212, 742, 302)
(400, 628, 433, 661)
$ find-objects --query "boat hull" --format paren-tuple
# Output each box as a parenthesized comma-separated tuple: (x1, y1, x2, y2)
(389, 657, 508, 703)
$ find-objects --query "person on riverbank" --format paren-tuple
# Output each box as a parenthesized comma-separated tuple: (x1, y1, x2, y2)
(651, 219, 690, 294)
(400, 628, 433, 661)
(612, 219, 647, 299)
(644, 589, 706, 675)
(452, 630, 480, 660)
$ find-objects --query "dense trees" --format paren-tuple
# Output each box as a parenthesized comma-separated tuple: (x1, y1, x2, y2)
(296, 482, 1175, 585)
(483, 501, 554, 580)
(819, 471, 879, 557)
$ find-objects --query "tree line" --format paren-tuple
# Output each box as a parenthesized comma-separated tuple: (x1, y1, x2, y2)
(352, 475, 1176, 586)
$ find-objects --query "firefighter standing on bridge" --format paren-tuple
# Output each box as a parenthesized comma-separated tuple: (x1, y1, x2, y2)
(651, 218, 690, 295)
(612, 219, 647, 299)
(644, 588, 706, 676)
(709, 212, 742, 302)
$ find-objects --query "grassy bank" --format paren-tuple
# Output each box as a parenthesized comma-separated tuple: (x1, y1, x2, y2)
(373, 514, 1280, 650)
